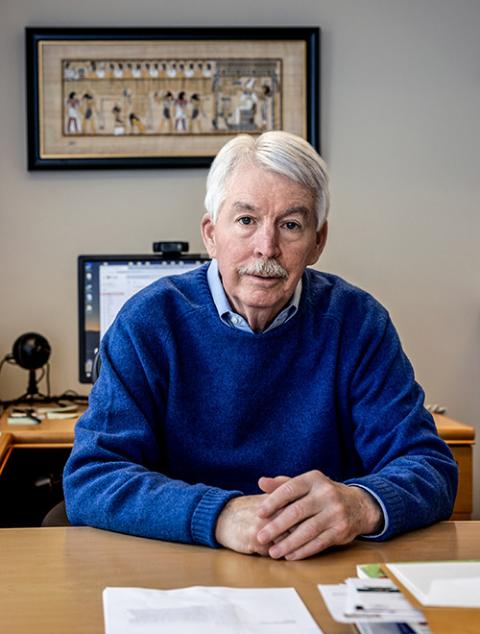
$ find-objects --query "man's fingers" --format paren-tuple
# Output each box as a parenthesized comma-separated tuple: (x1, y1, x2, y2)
(257, 479, 308, 519)
(265, 513, 329, 558)
(258, 475, 290, 494)
(257, 495, 316, 544)
(272, 530, 291, 544)
(257, 470, 326, 519)
(282, 527, 338, 561)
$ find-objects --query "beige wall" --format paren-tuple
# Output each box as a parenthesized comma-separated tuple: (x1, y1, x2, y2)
(1, 1, 479, 516)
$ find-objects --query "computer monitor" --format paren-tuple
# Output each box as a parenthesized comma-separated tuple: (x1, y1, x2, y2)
(78, 254, 209, 383)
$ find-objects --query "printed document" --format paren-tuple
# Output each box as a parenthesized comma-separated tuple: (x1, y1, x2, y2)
(318, 582, 425, 624)
(103, 586, 323, 634)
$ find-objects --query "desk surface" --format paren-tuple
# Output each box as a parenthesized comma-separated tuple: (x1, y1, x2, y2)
(1, 522, 479, 634)
(0, 409, 82, 445)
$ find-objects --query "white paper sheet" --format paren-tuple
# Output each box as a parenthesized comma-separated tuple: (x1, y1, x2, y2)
(103, 586, 323, 634)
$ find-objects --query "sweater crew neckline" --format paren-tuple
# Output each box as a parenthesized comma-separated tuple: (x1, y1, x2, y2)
(197, 263, 309, 339)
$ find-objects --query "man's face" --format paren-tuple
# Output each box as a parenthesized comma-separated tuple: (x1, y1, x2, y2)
(201, 165, 328, 330)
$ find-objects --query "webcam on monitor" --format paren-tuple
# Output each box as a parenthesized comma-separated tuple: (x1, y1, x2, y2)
(152, 241, 189, 256)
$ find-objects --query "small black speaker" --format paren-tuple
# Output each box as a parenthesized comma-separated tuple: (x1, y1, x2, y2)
(12, 332, 51, 370)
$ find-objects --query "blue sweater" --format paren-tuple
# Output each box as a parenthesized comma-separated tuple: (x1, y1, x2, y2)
(64, 265, 457, 546)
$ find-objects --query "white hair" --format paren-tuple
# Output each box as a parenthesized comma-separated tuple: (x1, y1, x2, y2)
(204, 131, 330, 229)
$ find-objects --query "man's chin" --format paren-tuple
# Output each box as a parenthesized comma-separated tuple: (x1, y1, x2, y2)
(237, 287, 288, 311)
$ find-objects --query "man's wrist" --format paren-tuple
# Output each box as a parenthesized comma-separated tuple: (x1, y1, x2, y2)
(349, 485, 385, 536)
(214, 497, 236, 546)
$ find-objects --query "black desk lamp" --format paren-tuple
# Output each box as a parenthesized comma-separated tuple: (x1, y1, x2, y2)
(11, 332, 51, 402)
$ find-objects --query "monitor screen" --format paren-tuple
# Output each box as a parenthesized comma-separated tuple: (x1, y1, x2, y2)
(78, 254, 209, 383)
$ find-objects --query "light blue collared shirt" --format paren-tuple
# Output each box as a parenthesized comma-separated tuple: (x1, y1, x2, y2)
(206, 259, 302, 334)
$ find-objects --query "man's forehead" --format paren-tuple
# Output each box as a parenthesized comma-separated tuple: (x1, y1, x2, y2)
(228, 165, 312, 193)
(214, 164, 317, 222)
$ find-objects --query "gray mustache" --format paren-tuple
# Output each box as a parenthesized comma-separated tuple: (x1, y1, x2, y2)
(238, 259, 288, 279)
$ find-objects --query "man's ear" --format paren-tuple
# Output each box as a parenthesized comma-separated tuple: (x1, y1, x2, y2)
(307, 220, 328, 266)
(201, 213, 217, 258)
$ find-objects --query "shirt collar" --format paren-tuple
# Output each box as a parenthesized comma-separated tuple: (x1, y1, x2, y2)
(206, 259, 302, 333)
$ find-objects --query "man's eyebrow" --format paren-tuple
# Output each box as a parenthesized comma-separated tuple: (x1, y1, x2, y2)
(232, 201, 257, 211)
(282, 206, 311, 217)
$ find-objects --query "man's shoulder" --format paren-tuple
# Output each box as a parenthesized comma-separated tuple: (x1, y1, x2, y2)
(303, 269, 389, 321)
(119, 262, 211, 324)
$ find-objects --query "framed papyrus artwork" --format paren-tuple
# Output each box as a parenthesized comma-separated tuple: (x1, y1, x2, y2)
(26, 27, 320, 169)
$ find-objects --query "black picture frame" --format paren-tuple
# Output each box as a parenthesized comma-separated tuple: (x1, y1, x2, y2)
(26, 26, 320, 170)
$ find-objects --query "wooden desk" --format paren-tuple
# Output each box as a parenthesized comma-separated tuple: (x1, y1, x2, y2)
(0, 522, 479, 634)
(0, 410, 475, 518)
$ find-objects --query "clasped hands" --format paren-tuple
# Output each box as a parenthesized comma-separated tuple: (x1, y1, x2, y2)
(215, 470, 383, 561)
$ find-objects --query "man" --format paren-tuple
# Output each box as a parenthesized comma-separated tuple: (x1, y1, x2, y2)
(64, 131, 457, 560)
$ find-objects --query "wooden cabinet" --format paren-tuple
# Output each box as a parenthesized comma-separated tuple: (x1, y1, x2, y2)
(0, 413, 77, 527)
(433, 413, 475, 520)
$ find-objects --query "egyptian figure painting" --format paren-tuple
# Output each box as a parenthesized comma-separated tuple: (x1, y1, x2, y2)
(62, 58, 282, 137)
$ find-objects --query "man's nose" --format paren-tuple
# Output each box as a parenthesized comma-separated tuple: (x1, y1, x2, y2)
(253, 224, 280, 259)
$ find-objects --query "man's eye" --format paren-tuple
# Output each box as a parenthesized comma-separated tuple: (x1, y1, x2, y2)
(238, 217, 254, 225)
(284, 221, 301, 231)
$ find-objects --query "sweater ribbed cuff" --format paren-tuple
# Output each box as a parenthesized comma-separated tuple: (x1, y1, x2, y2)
(191, 487, 242, 547)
